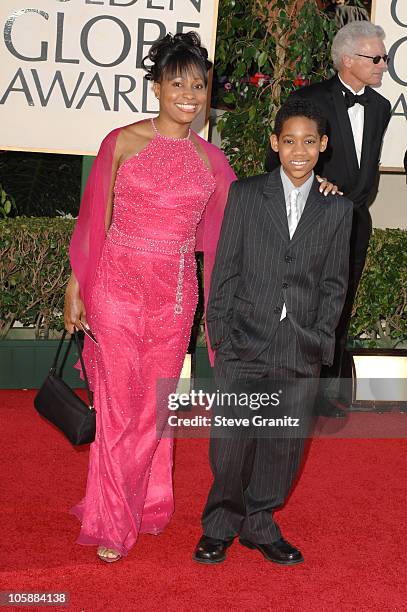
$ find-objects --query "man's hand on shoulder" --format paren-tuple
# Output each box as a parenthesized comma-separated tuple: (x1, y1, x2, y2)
(316, 175, 343, 197)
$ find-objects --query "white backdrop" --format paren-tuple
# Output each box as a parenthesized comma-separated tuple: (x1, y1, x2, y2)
(0, 0, 219, 155)
(372, 0, 407, 171)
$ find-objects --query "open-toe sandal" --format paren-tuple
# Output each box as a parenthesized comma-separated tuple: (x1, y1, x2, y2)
(97, 546, 122, 563)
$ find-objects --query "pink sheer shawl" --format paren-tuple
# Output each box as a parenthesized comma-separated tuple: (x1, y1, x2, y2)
(69, 123, 236, 368)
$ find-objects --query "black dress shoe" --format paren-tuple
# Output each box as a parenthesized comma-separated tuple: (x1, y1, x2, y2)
(193, 535, 234, 564)
(239, 537, 304, 565)
(315, 397, 347, 418)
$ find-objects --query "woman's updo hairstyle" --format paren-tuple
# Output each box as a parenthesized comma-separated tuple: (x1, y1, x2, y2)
(142, 32, 213, 87)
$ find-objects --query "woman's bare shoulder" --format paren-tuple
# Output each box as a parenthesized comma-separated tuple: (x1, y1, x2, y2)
(121, 119, 153, 138)
(115, 119, 154, 164)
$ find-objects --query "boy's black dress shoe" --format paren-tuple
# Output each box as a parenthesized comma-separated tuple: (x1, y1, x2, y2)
(193, 535, 234, 564)
(239, 537, 304, 565)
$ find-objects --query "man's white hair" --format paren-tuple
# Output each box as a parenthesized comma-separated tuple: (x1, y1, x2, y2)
(331, 21, 386, 70)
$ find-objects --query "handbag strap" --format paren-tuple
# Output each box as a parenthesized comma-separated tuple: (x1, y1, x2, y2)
(51, 329, 69, 371)
(73, 330, 93, 407)
(51, 329, 93, 407)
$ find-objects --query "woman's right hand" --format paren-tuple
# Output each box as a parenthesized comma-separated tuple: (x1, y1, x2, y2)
(64, 273, 87, 334)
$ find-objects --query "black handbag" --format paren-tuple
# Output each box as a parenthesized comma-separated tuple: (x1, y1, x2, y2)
(34, 330, 96, 445)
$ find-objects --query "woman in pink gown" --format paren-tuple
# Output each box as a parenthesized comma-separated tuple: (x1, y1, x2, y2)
(64, 33, 235, 562)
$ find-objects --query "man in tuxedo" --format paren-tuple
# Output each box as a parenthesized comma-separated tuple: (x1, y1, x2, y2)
(265, 21, 391, 417)
(193, 100, 353, 565)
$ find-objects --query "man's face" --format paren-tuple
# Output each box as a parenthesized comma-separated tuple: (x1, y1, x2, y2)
(270, 116, 328, 187)
(345, 36, 388, 88)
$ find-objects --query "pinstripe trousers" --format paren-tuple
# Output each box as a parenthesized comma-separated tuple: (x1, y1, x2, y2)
(202, 319, 320, 543)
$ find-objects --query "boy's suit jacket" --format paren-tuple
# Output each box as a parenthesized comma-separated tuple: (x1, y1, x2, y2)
(206, 169, 353, 365)
(265, 75, 391, 208)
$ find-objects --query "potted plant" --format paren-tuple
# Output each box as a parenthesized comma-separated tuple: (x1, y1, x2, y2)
(213, 0, 337, 178)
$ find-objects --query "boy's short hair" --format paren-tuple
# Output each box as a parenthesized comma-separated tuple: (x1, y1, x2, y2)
(274, 99, 328, 138)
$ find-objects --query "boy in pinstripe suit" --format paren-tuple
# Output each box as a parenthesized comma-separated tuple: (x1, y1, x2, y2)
(193, 100, 353, 565)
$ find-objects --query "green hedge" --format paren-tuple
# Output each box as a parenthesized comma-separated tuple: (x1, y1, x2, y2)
(0, 217, 74, 338)
(0, 219, 405, 347)
(349, 228, 407, 348)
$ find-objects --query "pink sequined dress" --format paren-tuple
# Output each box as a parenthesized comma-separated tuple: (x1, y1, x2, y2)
(71, 120, 215, 556)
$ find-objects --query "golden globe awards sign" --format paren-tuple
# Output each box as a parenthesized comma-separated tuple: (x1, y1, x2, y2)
(0, 0, 219, 155)
(372, 0, 407, 171)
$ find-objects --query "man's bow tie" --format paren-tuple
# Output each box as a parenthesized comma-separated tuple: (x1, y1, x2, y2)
(342, 88, 369, 109)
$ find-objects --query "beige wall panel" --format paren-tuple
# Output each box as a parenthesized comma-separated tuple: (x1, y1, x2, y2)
(372, 0, 407, 170)
(0, 0, 220, 155)
(371, 172, 406, 229)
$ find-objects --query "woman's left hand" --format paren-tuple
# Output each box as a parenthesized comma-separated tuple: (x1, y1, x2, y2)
(316, 175, 343, 197)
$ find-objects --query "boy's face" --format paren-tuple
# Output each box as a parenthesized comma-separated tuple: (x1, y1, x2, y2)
(270, 116, 328, 187)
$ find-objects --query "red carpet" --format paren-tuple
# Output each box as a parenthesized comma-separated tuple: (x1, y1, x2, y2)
(1, 390, 406, 611)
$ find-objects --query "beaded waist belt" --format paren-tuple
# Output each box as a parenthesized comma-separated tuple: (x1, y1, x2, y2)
(108, 224, 195, 317)
(108, 224, 195, 255)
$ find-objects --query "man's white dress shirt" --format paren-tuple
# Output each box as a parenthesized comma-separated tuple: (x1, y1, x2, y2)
(338, 75, 365, 167)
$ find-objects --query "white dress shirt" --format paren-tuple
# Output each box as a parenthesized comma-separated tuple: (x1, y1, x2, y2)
(338, 75, 365, 167)
(279, 167, 314, 321)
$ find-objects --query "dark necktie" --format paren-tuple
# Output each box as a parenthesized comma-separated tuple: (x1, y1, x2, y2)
(342, 87, 369, 109)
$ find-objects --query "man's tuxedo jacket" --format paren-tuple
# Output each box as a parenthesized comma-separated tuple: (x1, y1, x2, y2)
(206, 170, 353, 365)
(265, 75, 391, 208)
